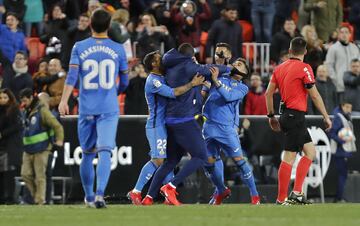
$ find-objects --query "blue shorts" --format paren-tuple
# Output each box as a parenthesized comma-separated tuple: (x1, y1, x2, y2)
(78, 112, 119, 153)
(146, 125, 167, 159)
(203, 121, 243, 158)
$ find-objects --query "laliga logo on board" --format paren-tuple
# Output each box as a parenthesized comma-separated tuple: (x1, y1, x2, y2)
(63, 142, 132, 170)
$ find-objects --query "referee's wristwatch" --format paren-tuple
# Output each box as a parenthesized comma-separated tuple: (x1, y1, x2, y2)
(267, 113, 275, 118)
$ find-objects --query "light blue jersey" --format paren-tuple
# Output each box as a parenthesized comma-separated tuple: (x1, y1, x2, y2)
(145, 73, 175, 128)
(66, 37, 128, 115)
(203, 76, 248, 127)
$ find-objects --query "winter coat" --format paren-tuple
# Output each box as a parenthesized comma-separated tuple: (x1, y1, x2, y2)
(343, 71, 360, 111)
(0, 106, 23, 168)
(304, 0, 343, 42)
(308, 78, 337, 115)
(325, 41, 360, 93)
(270, 30, 301, 63)
(0, 24, 26, 63)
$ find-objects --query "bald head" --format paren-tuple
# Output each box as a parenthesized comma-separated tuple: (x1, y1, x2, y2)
(48, 58, 62, 75)
(316, 65, 328, 81)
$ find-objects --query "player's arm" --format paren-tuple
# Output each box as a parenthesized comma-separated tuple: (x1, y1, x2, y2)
(153, 74, 205, 98)
(307, 85, 332, 130)
(210, 67, 248, 102)
(59, 64, 78, 116)
(117, 46, 129, 94)
(187, 62, 230, 80)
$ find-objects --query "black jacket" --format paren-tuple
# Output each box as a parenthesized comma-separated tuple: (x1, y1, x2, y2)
(270, 30, 301, 63)
(343, 71, 360, 111)
(0, 106, 23, 167)
(205, 18, 243, 59)
(308, 78, 337, 115)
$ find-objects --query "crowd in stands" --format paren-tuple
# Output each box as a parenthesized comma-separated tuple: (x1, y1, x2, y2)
(0, 0, 359, 116)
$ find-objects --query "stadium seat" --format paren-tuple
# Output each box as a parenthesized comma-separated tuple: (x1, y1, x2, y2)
(238, 20, 253, 42)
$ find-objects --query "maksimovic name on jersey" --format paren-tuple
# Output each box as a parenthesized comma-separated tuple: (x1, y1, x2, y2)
(79, 45, 119, 60)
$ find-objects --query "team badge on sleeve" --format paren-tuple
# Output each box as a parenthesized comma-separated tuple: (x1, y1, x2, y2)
(153, 79, 162, 88)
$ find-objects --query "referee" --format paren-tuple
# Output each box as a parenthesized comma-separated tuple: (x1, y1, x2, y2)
(265, 37, 332, 205)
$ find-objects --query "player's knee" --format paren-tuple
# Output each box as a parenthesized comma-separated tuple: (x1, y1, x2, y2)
(151, 158, 164, 167)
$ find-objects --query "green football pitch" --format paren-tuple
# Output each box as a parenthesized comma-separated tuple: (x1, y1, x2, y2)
(0, 204, 359, 226)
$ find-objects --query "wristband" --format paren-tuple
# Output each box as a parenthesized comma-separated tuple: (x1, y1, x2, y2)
(267, 113, 275, 118)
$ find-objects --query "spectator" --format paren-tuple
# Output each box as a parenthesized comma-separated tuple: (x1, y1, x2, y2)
(64, 13, 91, 67)
(205, 4, 242, 63)
(304, 0, 343, 42)
(148, 1, 174, 35)
(325, 25, 360, 102)
(0, 88, 23, 204)
(171, 0, 211, 49)
(0, 12, 26, 63)
(349, 1, 360, 41)
(124, 63, 148, 115)
(297, 0, 311, 31)
(270, 18, 300, 64)
(244, 73, 267, 115)
(329, 101, 356, 203)
(3, 0, 26, 21)
(203, 0, 226, 31)
(343, 59, 360, 115)
(250, 0, 275, 43)
(20, 88, 63, 205)
(44, 58, 66, 113)
(40, 4, 70, 64)
(109, 9, 130, 44)
(272, 0, 297, 33)
(86, 0, 101, 16)
(0, 50, 33, 100)
(33, 59, 49, 94)
(23, 0, 44, 37)
(135, 13, 174, 60)
(301, 25, 326, 74)
(308, 65, 337, 115)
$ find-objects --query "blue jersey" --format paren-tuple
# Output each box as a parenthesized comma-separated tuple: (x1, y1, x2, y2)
(203, 76, 248, 127)
(145, 73, 176, 128)
(66, 37, 128, 115)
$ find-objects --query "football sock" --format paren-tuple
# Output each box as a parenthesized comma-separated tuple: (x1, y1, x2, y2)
(80, 152, 96, 201)
(96, 150, 112, 196)
(235, 159, 258, 196)
(293, 156, 312, 193)
(163, 171, 175, 185)
(134, 161, 158, 192)
(215, 159, 225, 185)
(204, 161, 226, 194)
(277, 161, 292, 202)
(147, 161, 175, 198)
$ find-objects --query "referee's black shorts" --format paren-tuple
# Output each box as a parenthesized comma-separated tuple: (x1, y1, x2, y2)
(279, 108, 312, 152)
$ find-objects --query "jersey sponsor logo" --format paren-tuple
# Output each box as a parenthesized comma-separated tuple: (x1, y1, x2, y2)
(153, 79, 162, 88)
(303, 67, 313, 82)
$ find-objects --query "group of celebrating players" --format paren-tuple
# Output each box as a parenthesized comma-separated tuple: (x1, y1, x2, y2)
(59, 8, 332, 208)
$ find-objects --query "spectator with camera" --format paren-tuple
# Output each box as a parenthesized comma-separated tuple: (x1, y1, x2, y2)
(171, 0, 211, 49)
(135, 13, 174, 60)
(343, 59, 360, 116)
(329, 100, 356, 203)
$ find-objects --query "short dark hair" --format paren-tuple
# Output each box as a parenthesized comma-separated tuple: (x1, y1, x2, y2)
(91, 9, 111, 33)
(143, 51, 158, 72)
(235, 57, 250, 75)
(351, 58, 360, 64)
(290, 37, 307, 55)
(284, 17, 294, 23)
(224, 4, 237, 11)
(6, 12, 19, 20)
(216, 43, 231, 52)
(15, 50, 28, 60)
(178, 43, 194, 56)
(19, 88, 33, 99)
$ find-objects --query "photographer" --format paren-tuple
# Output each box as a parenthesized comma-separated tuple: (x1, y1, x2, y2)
(171, 0, 211, 50)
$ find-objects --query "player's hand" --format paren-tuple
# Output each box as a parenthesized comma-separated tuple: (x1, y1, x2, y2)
(268, 117, 281, 132)
(323, 116, 332, 132)
(209, 67, 219, 82)
(191, 74, 205, 87)
(58, 101, 69, 116)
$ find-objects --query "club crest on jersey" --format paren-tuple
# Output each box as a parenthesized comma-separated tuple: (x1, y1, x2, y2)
(153, 79, 162, 88)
